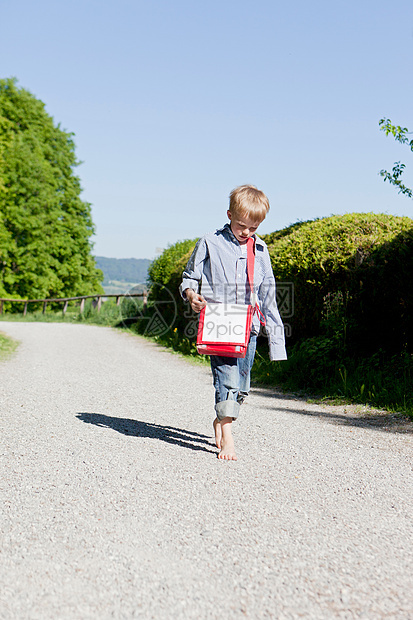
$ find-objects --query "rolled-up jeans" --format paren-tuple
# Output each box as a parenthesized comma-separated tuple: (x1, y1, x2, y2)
(210, 334, 257, 421)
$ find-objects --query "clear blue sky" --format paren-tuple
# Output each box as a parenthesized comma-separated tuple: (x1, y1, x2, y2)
(1, 0, 413, 259)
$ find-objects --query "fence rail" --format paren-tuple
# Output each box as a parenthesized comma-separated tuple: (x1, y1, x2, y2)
(0, 292, 147, 316)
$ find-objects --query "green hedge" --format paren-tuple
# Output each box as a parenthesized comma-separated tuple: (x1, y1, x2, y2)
(148, 239, 198, 286)
(145, 239, 198, 335)
(120, 213, 413, 414)
(127, 213, 413, 357)
(269, 214, 412, 354)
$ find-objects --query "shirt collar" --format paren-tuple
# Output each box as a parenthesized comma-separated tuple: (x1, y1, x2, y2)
(217, 222, 264, 248)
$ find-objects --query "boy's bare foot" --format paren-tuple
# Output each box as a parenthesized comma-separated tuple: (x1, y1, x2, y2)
(217, 417, 237, 461)
(213, 417, 222, 449)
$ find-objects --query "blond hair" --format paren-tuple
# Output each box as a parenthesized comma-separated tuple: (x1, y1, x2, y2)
(229, 185, 270, 222)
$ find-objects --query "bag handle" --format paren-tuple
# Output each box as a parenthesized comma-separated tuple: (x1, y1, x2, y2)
(246, 237, 266, 326)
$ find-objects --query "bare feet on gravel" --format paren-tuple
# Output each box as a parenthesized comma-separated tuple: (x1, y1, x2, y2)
(216, 417, 237, 461)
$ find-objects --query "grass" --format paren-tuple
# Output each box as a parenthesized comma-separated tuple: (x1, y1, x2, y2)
(251, 342, 413, 420)
(0, 331, 18, 360)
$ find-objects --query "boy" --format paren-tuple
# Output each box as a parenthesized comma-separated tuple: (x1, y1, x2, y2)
(180, 185, 287, 461)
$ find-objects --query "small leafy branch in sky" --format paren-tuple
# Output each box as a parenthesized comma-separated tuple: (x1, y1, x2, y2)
(379, 118, 413, 199)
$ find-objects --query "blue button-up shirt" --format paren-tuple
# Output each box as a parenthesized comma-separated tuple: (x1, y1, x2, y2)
(180, 223, 287, 361)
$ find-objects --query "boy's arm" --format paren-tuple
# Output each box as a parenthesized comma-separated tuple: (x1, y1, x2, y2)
(258, 250, 287, 361)
(184, 288, 206, 313)
(259, 274, 287, 361)
(180, 238, 208, 313)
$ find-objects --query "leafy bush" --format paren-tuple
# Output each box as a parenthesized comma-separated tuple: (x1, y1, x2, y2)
(355, 227, 413, 354)
(148, 240, 198, 286)
(262, 212, 413, 352)
(144, 239, 198, 334)
(140, 213, 413, 357)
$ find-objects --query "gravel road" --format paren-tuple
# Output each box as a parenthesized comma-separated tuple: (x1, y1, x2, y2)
(0, 322, 412, 620)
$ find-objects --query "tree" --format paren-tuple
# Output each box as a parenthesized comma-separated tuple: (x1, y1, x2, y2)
(379, 117, 413, 199)
(0, 78, 103, 299)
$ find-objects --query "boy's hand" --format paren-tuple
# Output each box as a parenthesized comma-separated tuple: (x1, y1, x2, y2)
(185, 289, 207, 313)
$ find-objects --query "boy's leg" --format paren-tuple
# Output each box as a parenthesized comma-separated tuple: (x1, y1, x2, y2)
(210, 355, 241, 421)
(237, 335, 257, 405)
(210, 335, 257, 460)
(210, 355, 240, 459)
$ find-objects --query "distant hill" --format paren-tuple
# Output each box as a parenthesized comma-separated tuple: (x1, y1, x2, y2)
(95, 257, 152, 286)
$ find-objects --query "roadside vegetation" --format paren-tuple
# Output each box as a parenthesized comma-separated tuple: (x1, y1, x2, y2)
(0, 298, 123, 326)
(0, 78, 103, 302)
(9, 213, 403, 416)
(132, 212, 413, 419)
(1, 212, 412, 419)
(0, 331, 18, 360)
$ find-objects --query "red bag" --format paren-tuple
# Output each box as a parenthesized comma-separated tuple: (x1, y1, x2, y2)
(197, 302, 255, 358)
(196, 237, 265, 358)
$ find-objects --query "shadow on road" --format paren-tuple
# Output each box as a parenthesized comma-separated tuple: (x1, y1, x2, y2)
(76, 412, 217, 453)
(252, 388, 413, 435)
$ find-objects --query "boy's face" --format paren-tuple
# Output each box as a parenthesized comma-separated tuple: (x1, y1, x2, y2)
(227, 210, 262, 244)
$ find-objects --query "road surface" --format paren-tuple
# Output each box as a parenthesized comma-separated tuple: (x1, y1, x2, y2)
(0, 322, 412, 619)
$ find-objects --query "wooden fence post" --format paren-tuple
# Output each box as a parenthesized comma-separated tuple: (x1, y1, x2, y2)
(0, 293, 121, 318)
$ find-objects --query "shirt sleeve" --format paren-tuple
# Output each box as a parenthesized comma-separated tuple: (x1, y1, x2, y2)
(179, 238, 209, 300)
(258, 249, 288, 361)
